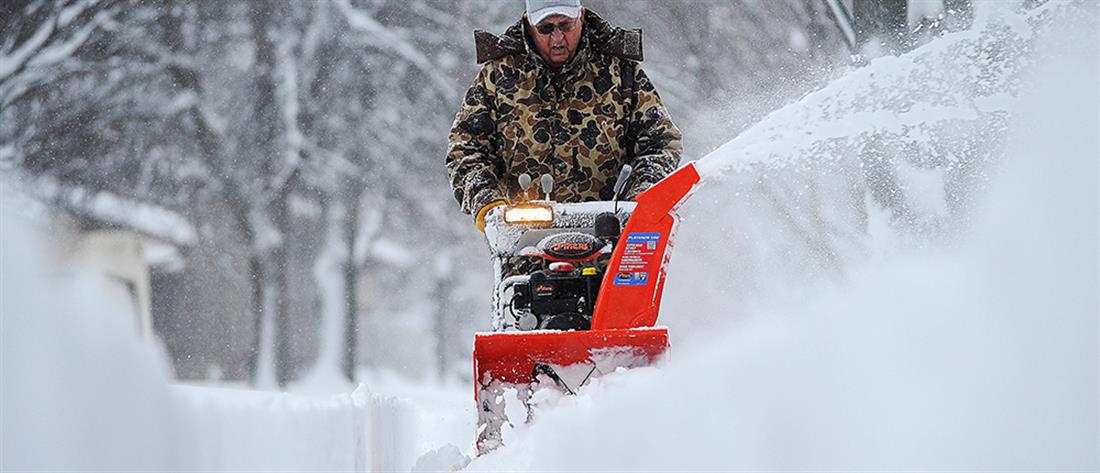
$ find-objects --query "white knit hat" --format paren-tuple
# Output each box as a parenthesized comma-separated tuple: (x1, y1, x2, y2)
(525, 0, 582, 25)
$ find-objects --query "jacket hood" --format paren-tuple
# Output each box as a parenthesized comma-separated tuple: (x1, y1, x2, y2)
(474, 9, 642, 64)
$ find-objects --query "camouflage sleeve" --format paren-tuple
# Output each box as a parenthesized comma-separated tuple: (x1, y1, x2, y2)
(623, 64, 683, 200)
(446, 65, 507, 217)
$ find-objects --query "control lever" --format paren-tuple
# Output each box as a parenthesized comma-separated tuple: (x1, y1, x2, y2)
(540, 174, 554, 201)
(612, 164, 633, 213)
(518, 173, 533, 201)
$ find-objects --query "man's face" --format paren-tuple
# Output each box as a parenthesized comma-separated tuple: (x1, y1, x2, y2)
(528, 10, 584, 68)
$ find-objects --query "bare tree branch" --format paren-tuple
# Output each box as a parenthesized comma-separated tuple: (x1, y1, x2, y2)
(331, 0, 458, 103)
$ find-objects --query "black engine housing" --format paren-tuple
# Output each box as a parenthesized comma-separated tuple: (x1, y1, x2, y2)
(511, 269, 601, 331)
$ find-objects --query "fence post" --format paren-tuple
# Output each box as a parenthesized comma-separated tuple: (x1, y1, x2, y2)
(351, 384, 370, 473)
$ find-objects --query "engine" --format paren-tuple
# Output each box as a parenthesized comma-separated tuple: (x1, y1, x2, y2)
(510, 265, 602, 331)
(507, 230, 611, 331)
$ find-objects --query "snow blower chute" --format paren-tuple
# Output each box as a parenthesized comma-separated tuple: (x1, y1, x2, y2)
(474, 162, 701, 452)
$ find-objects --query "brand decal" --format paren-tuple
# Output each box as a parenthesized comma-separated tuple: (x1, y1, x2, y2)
(541, 232, 601, 260)
(551, 242, 590, 253)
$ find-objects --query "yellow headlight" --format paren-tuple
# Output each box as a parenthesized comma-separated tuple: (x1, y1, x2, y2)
(504, 204, 554, 224)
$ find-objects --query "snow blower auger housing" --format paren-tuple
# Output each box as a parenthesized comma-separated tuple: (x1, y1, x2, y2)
(474, 162, 701, 453)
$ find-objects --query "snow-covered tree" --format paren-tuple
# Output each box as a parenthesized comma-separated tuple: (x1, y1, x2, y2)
(2, 0, 878, 385)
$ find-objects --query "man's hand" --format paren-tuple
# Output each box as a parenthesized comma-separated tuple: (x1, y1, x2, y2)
(475, 200, 507, 232)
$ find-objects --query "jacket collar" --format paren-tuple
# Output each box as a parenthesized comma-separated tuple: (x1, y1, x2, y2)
(474, 9, 643, 65)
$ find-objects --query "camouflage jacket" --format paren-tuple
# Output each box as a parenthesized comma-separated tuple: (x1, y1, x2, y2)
(446, 10, 683, 218)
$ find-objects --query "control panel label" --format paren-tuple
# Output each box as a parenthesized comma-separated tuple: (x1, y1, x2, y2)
(613, 232, 661, 286)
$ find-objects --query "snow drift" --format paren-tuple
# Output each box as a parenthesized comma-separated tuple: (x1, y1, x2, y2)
(0, 199, 190, 469)
(0, 198, 422, 471)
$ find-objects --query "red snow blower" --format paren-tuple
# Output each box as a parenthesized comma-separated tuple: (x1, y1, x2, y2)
(474, 162, 701, 452)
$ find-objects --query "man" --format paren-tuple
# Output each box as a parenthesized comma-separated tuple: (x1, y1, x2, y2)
(446, 0, 683, 232)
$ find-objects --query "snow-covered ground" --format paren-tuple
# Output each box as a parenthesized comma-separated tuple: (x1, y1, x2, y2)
(1, 1, 1097, 471)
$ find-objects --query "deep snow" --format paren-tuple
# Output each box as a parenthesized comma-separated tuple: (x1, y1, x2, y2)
(1, 0, 1097, 471)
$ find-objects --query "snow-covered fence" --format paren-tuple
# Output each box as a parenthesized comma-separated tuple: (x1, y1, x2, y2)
(173, 384, 419, 472)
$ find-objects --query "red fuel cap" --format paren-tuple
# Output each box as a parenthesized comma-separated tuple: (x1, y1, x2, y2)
(549, 262, 574, 273)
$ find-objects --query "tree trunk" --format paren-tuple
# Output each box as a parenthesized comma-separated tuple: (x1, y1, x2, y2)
(246, 251, 267, 384)
(432, 254, 454, 381)
(309, 179, 358, 383)
(342, 183, 363, 382)
(249, 0, 295, 387)
(158, 0, 275, 385)
(271, 195, 293, 386)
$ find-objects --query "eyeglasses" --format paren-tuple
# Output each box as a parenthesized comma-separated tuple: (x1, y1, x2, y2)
(534, 18, 577, 35)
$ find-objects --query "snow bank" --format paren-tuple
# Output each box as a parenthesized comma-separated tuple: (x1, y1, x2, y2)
(1, 196, 191, 470)
(470, 2, 1098, 470)
(0, 190, 439, 471)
